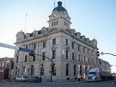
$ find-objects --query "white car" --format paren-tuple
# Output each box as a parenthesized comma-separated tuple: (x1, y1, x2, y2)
(15, 76, 28, 82)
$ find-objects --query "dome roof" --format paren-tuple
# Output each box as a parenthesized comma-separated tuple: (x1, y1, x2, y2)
(53, 1, 67, 12)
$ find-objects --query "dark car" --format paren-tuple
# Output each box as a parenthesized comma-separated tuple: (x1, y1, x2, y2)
(28, 76, 40, 82)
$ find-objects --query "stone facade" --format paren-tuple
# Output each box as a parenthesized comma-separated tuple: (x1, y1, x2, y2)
(14, 1, 100, 82)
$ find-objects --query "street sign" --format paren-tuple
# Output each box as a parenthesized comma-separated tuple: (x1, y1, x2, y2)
(0, 42, 34, 54)
(19, 47, 34, 54)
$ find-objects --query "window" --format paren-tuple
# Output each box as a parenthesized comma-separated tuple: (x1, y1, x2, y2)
(54, 21, 58, 25)
(74, 65, 76, 76)
(66, 50, 68, 59)
(65, 39, 68, 46)
(40, 64, 44, 75)
(52, 22, 54, 26)
(16, 56, 19, 63)
(78, 55, 80, 61)
(52, 64, 56, 75)
(72, 53, 74, 60)
(72, 42, 74, 49)
(64, 21, 68, 27)
(66, 63, 69, 76)
(52, 50, 56, 59)
(52, 21, 58, 26)
(84, 56, 86, 62)
(85, 66, 88, 75)
(43, 41, 46, 48)
(25, 55, 27, 62)
(26, 46, 28, 49)
(52, 38, 56, 45)
(42, 52, 46, 61)
(33, 44, 36, 50)
(80, 65, 82, 76)
(78, 45, 80, 51)
(22, 66, 25, 75)
(30, 65, 34, 75)
(33, 56, 36, 62)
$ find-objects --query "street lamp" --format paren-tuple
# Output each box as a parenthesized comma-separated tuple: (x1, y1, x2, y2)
(101, 52, 116, 57)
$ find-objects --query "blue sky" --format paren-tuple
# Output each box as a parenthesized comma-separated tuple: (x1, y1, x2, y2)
(0, 0, 116, 72)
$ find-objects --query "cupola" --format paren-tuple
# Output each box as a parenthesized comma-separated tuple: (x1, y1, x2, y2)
(48, 1, 71, 30)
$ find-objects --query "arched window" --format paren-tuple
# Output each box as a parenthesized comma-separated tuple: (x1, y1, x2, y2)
(85, 66, 88, 75)
(15, 67, 17, 76)
(30, 65, 34, 76)
(52, 64, 56, 75)
(40, 64, 44, 75)
(74, 65, 76, 76)
(22, 66, 25, 75)
(66, 63, 69, 76)
(80, 65, 82, 76)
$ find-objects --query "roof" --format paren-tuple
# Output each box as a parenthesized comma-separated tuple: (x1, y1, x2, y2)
(53, 1, 67, 12)
(99, 58, 111, 66)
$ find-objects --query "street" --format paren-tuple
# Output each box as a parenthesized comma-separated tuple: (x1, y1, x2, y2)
(0, 80, 115, 87)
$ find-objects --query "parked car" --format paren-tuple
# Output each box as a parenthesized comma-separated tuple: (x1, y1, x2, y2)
(27, 76, 40, 82)
(15, 76, 28, 82)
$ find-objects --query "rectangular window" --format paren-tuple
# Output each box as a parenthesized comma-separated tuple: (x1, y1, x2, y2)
(84, 56, 86, 62)
(66, 50, 68, 59)
(52, 38, 56, 45)
(72, 42, 74, 49)
(25, 55, 27, 62)
(52, 22, 54, 26)
(56, 21, 58, 25)
(33, 56, 36, 62)
(26, 46, 28, 49)
(16, 56, 19, 63)
(78, 55, 80, 61)
(40, 65, 44, 75)
(72, 53, 74, 60)
(33, 44, 36, 50)
(42, 52, 46, 61)
(78, 45, 80, 51)
(52, 50, 56, 59)
(64, 21, 68, 27)
(43, 41, 46, 48)
(65, 39, 68, 46)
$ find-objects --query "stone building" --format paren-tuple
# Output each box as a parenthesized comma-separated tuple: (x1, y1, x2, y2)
(99, 58, 111, 77)
(0, 57, 14, 80)
(14, 1, 100, 82)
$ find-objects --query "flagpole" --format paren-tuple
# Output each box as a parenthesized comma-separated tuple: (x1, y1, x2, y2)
(24, 13, 27, 33)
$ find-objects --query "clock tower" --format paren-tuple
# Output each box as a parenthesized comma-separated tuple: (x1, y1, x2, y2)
(48, 1, 71, 30)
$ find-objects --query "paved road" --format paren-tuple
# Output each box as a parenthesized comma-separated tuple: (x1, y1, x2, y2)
(0, 80, 115, 87)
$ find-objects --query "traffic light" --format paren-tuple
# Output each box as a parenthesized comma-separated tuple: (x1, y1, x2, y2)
(96, 51, 100, 56)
